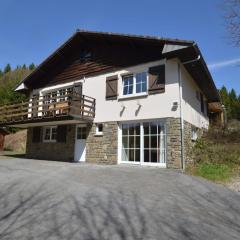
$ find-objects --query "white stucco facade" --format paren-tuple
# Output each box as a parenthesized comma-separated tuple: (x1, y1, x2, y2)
(32, 58, 209, 129)
(180, 63, 209, 129)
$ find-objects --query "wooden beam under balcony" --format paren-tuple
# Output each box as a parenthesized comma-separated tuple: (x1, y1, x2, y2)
(0, 93, 95, 128)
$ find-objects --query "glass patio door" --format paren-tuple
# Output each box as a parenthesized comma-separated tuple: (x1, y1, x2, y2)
(121, 121, 166, 166)
(122, 123, 141, 163)
(142, 122, 166, 165)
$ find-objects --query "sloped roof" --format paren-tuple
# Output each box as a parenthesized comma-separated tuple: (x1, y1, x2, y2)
(16, 29, 220, 102)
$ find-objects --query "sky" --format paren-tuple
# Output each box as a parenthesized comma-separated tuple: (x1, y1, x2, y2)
(0, 0, 239, 94)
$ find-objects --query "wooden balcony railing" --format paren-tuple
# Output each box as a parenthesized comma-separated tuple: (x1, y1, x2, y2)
(0, 93, 95, 126)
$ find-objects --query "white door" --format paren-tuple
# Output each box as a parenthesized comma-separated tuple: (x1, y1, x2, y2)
(74, 126, 87, 162)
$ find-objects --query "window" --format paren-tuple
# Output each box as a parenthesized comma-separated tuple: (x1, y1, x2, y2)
(96, 123, 103, 135)
(121, 122, 166, 164)
(122, 124, 141, 162)
(191, 126, 198, 141)
(51, 91, 57, 103)
(77, 127, 87, 139)
(122, 72, 147, 96)
(123, 75, 134, 95)
(143, 122, 166, 164)
(136, 72, 147, 93)
(59, 89, 66, 102)
(80, 50, 92, 62)
(43, 87, 73, 104)
(43, 126, 57, 142)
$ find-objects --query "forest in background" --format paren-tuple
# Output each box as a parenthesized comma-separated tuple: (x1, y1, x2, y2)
(0, 63, 35, 105)
(0, 63, 240, 120)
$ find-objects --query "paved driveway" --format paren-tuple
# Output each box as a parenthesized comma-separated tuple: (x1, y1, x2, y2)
(0, 156, 240, 240)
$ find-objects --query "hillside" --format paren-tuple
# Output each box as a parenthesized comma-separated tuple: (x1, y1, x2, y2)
(0, 64, 35, 105)
(187, 120, 240, 192)
(4, 129, 27, 153)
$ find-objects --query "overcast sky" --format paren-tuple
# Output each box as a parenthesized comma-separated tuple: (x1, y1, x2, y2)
(0, 0, 239, 93)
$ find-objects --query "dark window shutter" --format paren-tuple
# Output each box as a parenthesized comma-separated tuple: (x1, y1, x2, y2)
(32, 127, 41, 143)
(148, 65, 165, 94)
(57, 125, 67, 143)
(106, 75, 118, 100)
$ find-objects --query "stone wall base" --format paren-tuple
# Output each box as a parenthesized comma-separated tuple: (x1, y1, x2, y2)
(86, 122, 118, 164)
(25, 119, 204, 168)
(26, 125, 75, 162)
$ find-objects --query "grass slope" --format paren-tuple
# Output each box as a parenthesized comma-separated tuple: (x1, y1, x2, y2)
(187, 121, 240, 183)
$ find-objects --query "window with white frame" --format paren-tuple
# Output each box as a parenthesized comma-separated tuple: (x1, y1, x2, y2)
(121, 122, 166, 164)
(136, 72, 147, 93)
(122, 123, 141, 162)
(59, 89, 66, 102)
(143, 122, 166, 164)
(191, 126, 198, 141)
(96, 123, 103, 135)
(123, 75, 134, 95)
(43, 126, 57, 142)
(43, 87, 73, 104)
(122, 72, 147, 96)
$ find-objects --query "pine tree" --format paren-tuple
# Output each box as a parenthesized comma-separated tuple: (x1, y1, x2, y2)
(229, 89, 238, 119)
(29, 63, 35, 70)
(219, 86, 240, 120)
(22, 64, 26, 69)
(219, 86, 231, 118)
(3, 64, 11, 73)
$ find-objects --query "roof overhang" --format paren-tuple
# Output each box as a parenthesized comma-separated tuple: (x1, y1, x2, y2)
(15, 30, 220, 102)
(163, 44, 220, 102)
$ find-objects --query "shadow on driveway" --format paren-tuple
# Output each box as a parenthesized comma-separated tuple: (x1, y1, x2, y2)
(0, 182, 240, 239)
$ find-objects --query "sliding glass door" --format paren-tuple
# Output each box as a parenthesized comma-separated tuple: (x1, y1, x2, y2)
(121, 121, 166, 166)
(143, 122, 166, 164)
(122, 123, 140, 163)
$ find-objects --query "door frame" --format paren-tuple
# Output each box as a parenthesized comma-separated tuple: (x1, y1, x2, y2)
(118, 120, 167, 167)
(74, 124, 87, 162)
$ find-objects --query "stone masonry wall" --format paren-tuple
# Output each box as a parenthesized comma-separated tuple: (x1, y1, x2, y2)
(25, 119, 202, 167)
(166, 118, 204, 169)
(166, 118, 182, 168)
(86, 122, 118, 164)
(184, 120, 204, 166)
(26, 125, 75, 162)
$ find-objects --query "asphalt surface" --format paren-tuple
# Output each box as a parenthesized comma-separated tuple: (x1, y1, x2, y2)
(0, 156, 240, 240)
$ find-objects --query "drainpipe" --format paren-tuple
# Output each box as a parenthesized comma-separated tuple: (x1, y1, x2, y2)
(177, 63, 184, 170)
(178, 54, 201, 170)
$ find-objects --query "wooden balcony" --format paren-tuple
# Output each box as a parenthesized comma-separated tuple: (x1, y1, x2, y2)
(0, 93, 95, 127)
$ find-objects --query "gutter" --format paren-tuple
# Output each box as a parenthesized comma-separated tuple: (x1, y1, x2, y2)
(178, 54, 201, 170)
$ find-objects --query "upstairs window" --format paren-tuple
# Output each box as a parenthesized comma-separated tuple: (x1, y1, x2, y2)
(122, 72, 147, 96)
(123, 75, 134, 95)
(59, 89, 66, 102)
(136, 72, 147, 93)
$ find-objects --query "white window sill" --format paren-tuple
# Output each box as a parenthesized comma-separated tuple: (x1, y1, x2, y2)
(118, 92, 148, 101)
(94, 133, 103, 136)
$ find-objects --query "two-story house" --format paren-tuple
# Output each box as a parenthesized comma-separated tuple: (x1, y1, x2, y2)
(0, 30, 222, 169)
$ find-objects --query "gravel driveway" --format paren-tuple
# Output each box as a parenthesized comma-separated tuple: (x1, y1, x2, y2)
(0, 156, 240, 240)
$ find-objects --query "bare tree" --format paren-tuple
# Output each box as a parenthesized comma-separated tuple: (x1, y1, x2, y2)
(224, 0, 240, 46)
